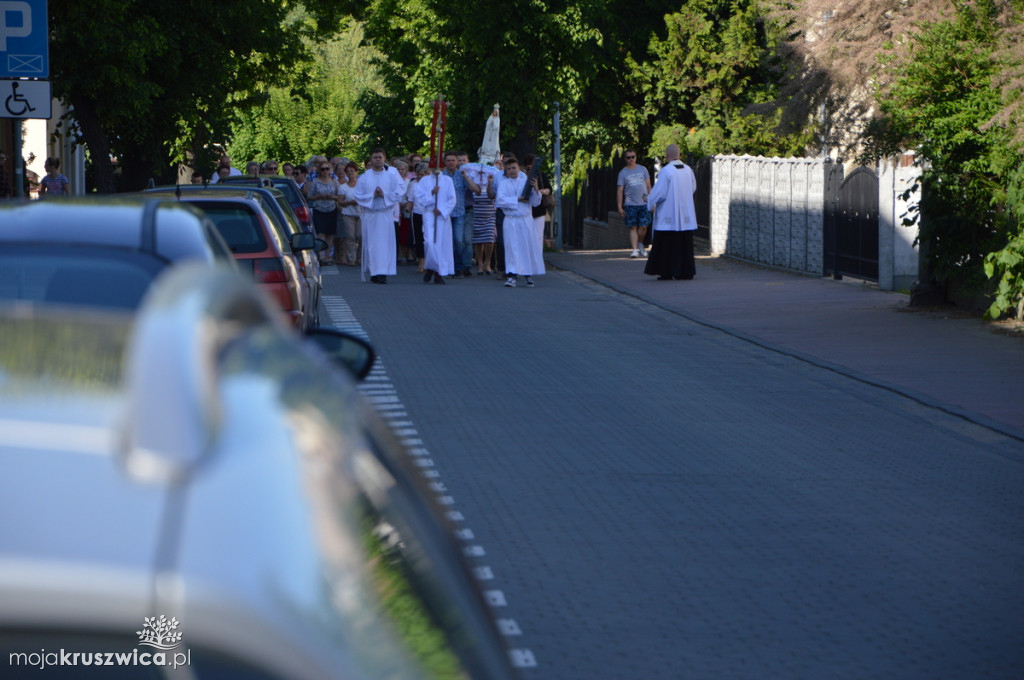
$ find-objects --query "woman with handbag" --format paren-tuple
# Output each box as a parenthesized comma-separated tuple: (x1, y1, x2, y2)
(523, 154, 553, 252)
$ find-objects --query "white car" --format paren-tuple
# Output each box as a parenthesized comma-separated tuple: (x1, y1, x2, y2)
(0, 264, 517, 679)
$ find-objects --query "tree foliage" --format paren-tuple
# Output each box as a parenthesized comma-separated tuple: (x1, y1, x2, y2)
(227, 21, 383, 167)
(340, 0, 703, 173)
(865, 0, 1023, 303)
(626, 0, 813, 161)
(49, 0, 346, 192)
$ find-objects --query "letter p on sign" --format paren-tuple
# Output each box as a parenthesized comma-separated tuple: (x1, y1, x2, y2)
(0, 2, 30, 52)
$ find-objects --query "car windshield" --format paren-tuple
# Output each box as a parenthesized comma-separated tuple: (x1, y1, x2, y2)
(199, 205, 268, 254)
(0, 247, 163, 310)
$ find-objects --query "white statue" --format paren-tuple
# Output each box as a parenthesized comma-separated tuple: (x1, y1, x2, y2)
(478, 104, 501, 165)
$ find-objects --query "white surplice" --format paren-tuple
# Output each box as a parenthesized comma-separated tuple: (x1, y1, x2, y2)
(415, 172, 457, 276)
(647, 160, 697, 231)
(494, 173, 544, 276)
(355, 166, 405, 280)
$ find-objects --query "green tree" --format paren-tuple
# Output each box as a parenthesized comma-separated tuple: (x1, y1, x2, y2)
(340, 0, 684, 172)
(626, 0, 812, 160)
(228, 22, 384, 166)
(49, 1, 346, 192)
(867, 0, 1023, 302)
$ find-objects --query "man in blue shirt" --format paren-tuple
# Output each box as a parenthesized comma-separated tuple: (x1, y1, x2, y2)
(443, 151, 473, 278)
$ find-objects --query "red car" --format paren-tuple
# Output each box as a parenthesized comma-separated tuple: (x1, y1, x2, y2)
(147, 193, 314, 329)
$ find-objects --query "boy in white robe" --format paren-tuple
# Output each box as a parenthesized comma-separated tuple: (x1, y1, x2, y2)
(355, 149, 406, 284)
(644, 143, 698, 280)
(492, 157, 543, 287)
(415, 171, 457, 284)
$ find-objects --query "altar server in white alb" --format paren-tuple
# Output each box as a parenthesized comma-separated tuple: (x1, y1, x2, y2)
(491, 156, 543, 288)
(644, 143, 698, 280)
(355, 149, 406, 284)
(415, 170, 457, 284)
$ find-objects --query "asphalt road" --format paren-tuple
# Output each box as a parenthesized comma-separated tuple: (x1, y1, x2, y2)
(320, 262, 1024, 680)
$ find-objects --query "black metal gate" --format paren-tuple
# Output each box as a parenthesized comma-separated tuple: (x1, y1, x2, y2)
(824, 164, 879, 280)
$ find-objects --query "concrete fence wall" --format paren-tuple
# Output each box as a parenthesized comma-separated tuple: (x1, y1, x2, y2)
(710, 154, 921, 290)
(710, 155, 826, 276)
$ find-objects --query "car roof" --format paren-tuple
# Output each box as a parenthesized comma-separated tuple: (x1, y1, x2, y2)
(0, 197, 229, 260)
(148, 185, 303, 238)
(148, 184, 286, 199)
(217, 176, 308, 205)
(141, 190, 296, 254)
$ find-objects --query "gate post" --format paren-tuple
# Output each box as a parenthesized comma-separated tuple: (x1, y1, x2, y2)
(823, 159, 843, 280)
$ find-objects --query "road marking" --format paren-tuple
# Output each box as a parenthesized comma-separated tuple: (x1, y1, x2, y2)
(484, 590, 507, 606)
(321, 295, 537, 669)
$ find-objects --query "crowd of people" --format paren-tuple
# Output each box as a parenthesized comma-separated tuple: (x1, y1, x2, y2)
(208, 148, 554, 287)
(205, 140, 698, 286)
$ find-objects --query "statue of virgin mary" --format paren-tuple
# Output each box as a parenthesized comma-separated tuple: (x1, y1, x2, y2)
(478, 104, 501, 165)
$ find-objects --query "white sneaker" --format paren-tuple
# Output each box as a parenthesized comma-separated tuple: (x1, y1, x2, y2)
(638, 245, 648, 256)
(504, 276, 517, 288)
(630, 248, 640, 258)
(525, 276, 535, 287)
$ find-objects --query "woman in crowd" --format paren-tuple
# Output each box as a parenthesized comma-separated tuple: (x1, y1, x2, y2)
(337, 162, 361, 266)
(463, 163, 497, 275)
(307, 158, 341, 265)
(523, 153, 553, 252)
(292, 164, 308, 194)
(390, 159, 414, 265)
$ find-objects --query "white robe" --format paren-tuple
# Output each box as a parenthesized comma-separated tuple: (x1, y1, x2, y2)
(647, 161, 697, 231)
(494, 173, 544, 276)
(415, 173, 457, 276)
(355, 166, 405, 279)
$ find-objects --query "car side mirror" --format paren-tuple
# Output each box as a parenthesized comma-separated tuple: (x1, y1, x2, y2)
(315, 238, 329, 253)
(304, 329, 376, 381)
(290, 232, 316, 251)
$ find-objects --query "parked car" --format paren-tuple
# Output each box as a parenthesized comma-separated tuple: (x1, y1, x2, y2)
(0, 197, 235, 311)
(145, 184, 323, 328)
(0, 264, 519, 680)
(217, 174, 313, 233)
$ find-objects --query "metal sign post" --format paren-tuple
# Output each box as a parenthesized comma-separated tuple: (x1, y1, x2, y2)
(553, 101, 562, 250)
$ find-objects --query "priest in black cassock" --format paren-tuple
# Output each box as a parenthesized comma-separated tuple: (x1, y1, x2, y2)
(644, 143, 698, 280)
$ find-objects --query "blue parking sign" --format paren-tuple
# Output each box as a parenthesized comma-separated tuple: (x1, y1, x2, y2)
(1, 0, 48, 78)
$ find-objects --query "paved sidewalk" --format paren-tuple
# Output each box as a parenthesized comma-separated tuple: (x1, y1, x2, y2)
(545, 248, 1024, 441)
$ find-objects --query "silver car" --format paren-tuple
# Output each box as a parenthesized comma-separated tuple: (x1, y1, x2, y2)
(0, 265, 518, 679)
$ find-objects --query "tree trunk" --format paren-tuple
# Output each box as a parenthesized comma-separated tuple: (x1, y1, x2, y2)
(511, 117, 540, 164)
(70, 94, 116, 194)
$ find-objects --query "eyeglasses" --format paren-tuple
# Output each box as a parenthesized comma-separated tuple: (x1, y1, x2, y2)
(267, 165, 278, 171)
(320, 167, 330, 172)
(625, 155, 636, 159)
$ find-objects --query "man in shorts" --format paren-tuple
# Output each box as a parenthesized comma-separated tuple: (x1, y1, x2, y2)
(616, 149, 652, 258)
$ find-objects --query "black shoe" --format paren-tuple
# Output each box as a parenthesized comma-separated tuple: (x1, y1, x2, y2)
(423, 269, 433, 283)
(379, 276, 387, 284)
(675, 275, 694, 280)
(657, 275, 672, 281)
(434, 273, 445, 285)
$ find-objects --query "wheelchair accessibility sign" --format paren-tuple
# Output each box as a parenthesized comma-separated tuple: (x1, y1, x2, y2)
(1, 78, 50, 118)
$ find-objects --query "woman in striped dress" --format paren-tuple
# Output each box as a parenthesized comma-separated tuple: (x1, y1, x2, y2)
(464, 166, 497, 275)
